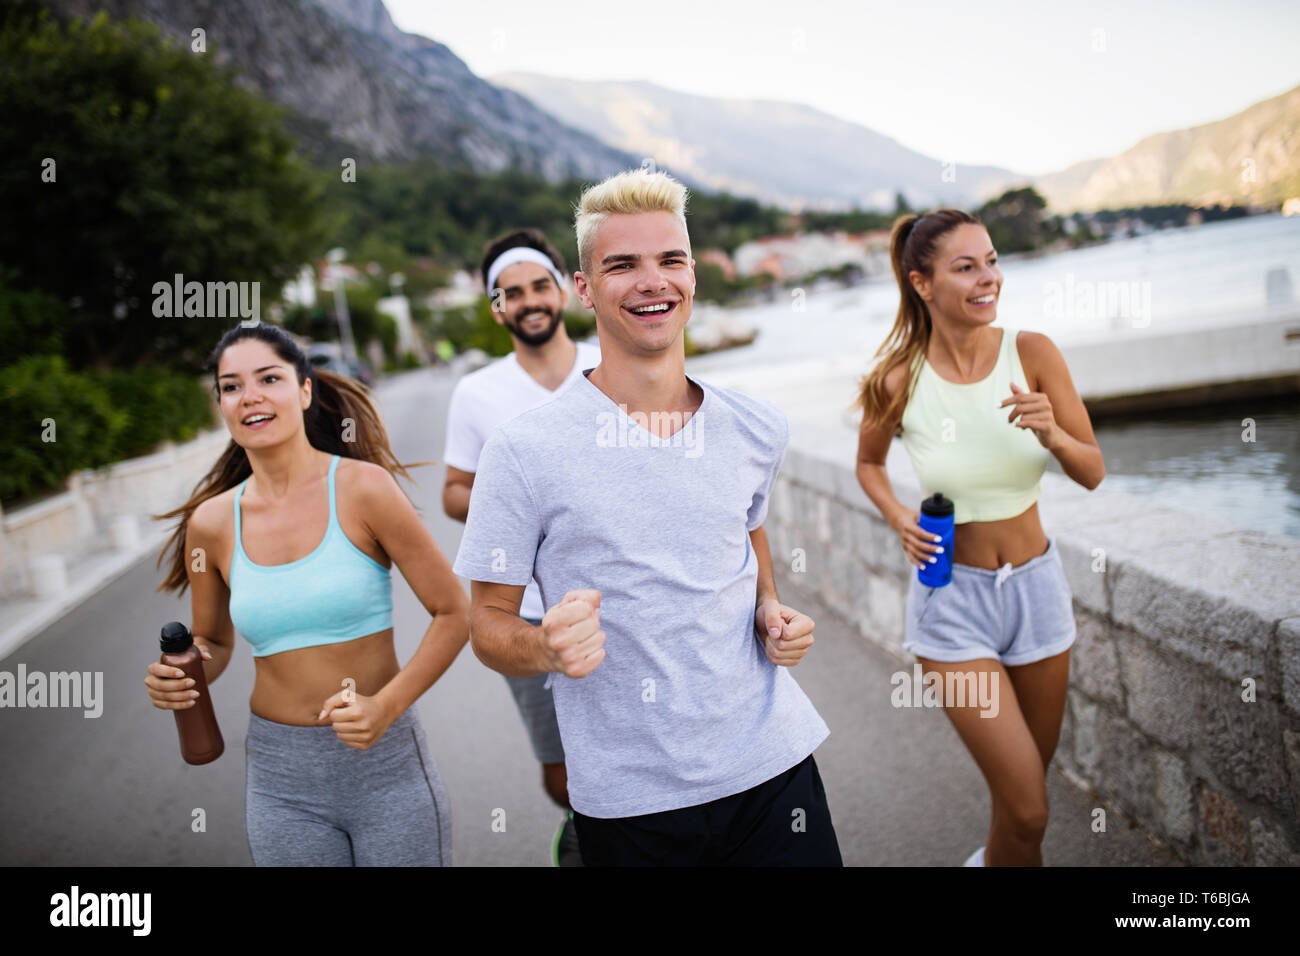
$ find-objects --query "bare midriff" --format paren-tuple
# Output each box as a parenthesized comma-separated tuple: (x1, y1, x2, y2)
(249, 629, 400, 725)
(952, 501, 1049, 570)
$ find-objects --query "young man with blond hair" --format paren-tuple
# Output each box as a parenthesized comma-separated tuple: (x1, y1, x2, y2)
(453, 170, 841, 866)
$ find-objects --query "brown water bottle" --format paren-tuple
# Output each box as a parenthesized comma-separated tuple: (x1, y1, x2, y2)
(159, 621, 224, 765)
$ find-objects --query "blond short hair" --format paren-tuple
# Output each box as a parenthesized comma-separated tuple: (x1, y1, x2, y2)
(574, 169, 690, 274)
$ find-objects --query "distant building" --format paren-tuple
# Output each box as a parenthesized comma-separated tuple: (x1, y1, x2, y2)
(377, 295, 424, 361)
(732, 230, 887, 281)
(282, 264, 317, 307)
(428, 269, 483, 309)
(859, 228, 893, 250)
(752, 252, 785, 283)
(696, 248, 736, 281)
(317, 260, 364, 292)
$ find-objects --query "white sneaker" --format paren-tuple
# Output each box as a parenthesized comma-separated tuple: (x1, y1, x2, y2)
(962, 846, 985, 867)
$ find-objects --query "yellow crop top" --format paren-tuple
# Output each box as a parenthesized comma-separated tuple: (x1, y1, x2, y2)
(899, 327, 1050, 523)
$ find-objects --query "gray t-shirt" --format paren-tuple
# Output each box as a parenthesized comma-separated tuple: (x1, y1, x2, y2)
(452, 369, 829, 818)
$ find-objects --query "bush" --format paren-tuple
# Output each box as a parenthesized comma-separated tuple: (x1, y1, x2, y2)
(563, 310, 597, 341)
(338, 284, 391, 358)
(0, 273, 65, 356)
(375, 311, 399, 366)
(0, 356, 124, 502)
(282, 301, 334, 341)
(102, 366, 215, 459)
(440, 298, 513, 356)
(0, 356, 215, 504)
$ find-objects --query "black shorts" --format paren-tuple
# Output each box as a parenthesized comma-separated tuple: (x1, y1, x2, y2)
(572, 755, 842, 866)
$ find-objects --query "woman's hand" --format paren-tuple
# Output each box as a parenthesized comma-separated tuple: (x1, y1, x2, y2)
(1000, 382, 1061, 450)
(891, 508, 944, 570)
(144, 637, 213, 709)
(317, 685, 398, 750)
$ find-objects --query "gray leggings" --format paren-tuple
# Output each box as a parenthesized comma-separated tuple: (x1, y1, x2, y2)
(245, 708, 452, 866)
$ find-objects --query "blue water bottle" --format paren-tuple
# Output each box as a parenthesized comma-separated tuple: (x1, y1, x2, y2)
(917, 493, 954, 587)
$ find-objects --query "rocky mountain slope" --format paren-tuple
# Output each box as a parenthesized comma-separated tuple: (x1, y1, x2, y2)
(40, 0, 639, 181)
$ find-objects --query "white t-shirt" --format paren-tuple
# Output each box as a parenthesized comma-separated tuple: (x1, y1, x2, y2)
(443, 339, 601, 620)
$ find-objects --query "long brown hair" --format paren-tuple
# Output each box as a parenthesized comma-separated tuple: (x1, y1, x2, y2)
(155, 323, 413, 594)
(855, 208, 982, 434)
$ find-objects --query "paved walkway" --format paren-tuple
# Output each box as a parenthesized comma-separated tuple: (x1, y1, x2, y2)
(0, 367, 1182, 866)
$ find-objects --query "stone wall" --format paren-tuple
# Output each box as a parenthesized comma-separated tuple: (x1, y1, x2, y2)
(764, 432, 1300, 865)
(0, 430, 231, 601)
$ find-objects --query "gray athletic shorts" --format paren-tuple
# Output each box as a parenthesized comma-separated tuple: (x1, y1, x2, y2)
(501, 617, 566, 766)
(244, 707, 452, 866)
(903, 537, 1077, 666)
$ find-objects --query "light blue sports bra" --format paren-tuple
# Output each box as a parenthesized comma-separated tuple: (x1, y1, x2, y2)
(228, 455, 393, 657)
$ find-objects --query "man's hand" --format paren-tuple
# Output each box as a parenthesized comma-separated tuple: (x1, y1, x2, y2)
(755, 598, 815, 667)
(540, 589, 606, 678)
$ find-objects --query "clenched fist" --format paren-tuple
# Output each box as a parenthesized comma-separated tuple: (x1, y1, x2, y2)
(540, 589, 606, 678)
(754, 598, 815, 667)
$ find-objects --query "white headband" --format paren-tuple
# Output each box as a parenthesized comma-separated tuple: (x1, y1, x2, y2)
(486, 246, 566, 296)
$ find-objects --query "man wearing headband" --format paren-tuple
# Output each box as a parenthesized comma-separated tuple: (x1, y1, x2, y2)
(442, 227, 600, 866)
(454, 171, 840, 866)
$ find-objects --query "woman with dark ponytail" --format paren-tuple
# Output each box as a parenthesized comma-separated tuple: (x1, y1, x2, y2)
(145, 322, 468, 865)
(855, 211, 1106, 866)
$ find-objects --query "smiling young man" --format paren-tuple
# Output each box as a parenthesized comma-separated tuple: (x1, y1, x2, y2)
(452, 170, 841, 866)
(442, 228, 600, 866)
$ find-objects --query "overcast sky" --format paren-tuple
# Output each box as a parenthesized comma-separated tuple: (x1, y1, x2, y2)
(385, 0, 1299, 175)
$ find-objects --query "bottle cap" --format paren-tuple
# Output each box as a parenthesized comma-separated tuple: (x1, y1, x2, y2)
(160, 621, 193, 653)
(920, 492, 954, 518)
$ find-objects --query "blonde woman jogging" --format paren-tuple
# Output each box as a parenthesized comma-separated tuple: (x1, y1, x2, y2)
(855, 210, 1104, 866)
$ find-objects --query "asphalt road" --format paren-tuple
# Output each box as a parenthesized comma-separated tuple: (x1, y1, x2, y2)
(0, 367, 1180, 867)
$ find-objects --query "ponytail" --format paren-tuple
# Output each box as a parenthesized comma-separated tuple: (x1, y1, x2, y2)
(155, 323, 414, 594)
(854, 208, 981, 434)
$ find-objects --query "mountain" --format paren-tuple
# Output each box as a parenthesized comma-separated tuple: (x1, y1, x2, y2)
(1032, 84, 1300, 212)
(494, 72, 1300, 215)
(33, 0, 1299, 214)
(38, 0, 639, 181)
(491, 72, 1024, 211)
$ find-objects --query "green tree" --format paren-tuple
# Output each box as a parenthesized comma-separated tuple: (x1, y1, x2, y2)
(0, 357, 124, 501)
(693, 260, 731, 303)
(977, 186, 1050, 253)
(0, 6, 328, 370)
(0, 269, 65, 357)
